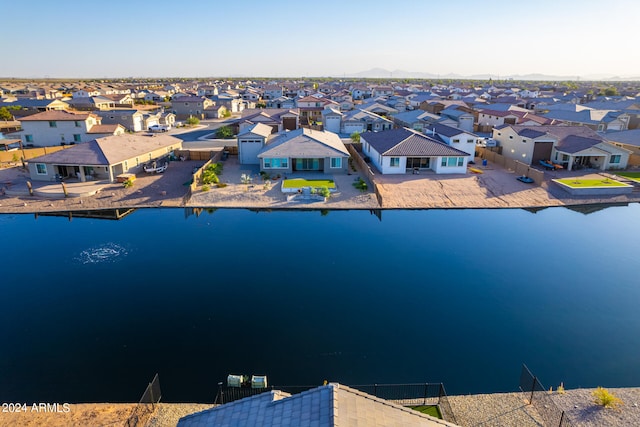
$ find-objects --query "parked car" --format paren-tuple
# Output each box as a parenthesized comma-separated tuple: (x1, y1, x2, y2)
(149, 124, 170, 132)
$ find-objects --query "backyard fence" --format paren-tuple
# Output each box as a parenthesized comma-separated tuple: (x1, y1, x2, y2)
(214, 382, 456, 424)
(0, 145, 72, 164)
(125, 373, 162, 427)
(477, 147, 545, 184)
(346, 144, 383, 206)
(519, 364, 572, 427)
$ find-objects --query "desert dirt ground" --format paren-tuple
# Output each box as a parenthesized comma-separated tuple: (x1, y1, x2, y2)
(1, 154, 639, 215)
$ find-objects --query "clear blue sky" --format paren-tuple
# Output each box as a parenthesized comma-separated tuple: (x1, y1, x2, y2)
(4, 0, 639, 79)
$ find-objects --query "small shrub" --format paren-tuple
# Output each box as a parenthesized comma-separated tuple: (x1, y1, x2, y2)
(318, 186, 330, 198)
(216, 182, 228, 188)
(592, 387, 622, 409)
(352, 177, 368, 192)
(216, 125, 234, 139)
(201, 184, 210, 192)
(123, 179, 134, 188)
(186, 116, 200, 126)
(557, 383, 565, 394)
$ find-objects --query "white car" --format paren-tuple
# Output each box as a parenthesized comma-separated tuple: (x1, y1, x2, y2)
(148, 124, 170, 132)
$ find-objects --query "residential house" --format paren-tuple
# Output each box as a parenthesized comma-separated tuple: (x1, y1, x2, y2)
(391, 109, 445, 131)
(439, 107, 475, 133)
(86, 124, 126, 138)
(67, 96, 116, 111)
(362, 128, 469, 174)
(321, 108, 343, 134)
(605, 129, 640, 163)
(236, 108, 300, 134)
(493, 124, 631, 171)
(424, 123, 479, 160)
(542, 108, 630, 132)
(177, 383, 457, 427)
(351, 86, 370, 100)
(26, 133, 182, 182)
(359, 101, 398, 118)
(208, 93, 244, 115)
(296, 95, 338, 125)
(72, 87, 102, 98)
(102, 93, 135, 108)
(171, 96, 214, 120)
(263, 85, 283, 100)
(372, 85, 394, 97)
(340, 109, 393, 134)
(0, 99, 69, 118)
(257, 128, 349, 174)
(97, 110, 145, 132)
(265, 96, 296, 109)
(17, 110, 102, 147)
(237, 123, 274, 164)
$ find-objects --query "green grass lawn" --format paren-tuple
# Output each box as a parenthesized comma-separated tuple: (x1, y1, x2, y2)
(409, 405, 442, 419)
(614, 172, 640, 182)
(282, 178, 336, 189)
(555, 178, 628, 188)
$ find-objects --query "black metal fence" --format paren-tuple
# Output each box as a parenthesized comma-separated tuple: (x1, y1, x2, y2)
(126, 373, 162, 427)
(213, 382, 456, 424)
(519, 364, 572, 427)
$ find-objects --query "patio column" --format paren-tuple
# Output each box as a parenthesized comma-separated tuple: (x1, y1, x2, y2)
(567, 156, 573, 171)
(78, 168, 86, 182)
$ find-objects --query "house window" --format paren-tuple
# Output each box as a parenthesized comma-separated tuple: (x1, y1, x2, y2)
(73, 134, 81, 142)
(49, 121, 57, 127)
(610, 155, 621, 164)
(330, 157, 342, 168)
(36, 163, 47, 175)
(509, 135, 513, 139)
(74, 121, 81, 127)
(25, 135, 33, 143)
(263, 158, 288, 168)
(441, 157, 464, 167)
(124, 161, 128, 169)
(390, 157, 400, 167)
(523, 139, 527, 143)
(467, 139, 474, 143)
(598, 124, 605, 131)
(452, 139, 460, 143)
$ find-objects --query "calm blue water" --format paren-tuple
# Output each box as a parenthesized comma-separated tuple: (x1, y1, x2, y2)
(1, 205, 640, 403)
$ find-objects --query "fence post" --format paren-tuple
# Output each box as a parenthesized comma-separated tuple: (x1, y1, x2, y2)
(559, 410, 565, 427)
(423, 383, 428, 405)
(529, 376, 537, 405)
(149, 381, 155, 410)
(374, 384, 377, 398)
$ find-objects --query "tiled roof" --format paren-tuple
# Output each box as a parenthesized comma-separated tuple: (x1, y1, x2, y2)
(177, 383, 457, 427)
(258, 128, 348, 158)
(363, 128, 468, 157)
(18, 110, 94, 121)
(605, 129, 640, 147)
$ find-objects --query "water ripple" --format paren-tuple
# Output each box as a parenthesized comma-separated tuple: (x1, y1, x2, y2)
(75, 243, 128, 264)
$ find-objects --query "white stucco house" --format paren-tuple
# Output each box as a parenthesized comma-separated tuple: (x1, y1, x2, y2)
(424, 123, 479, 161)
(362, 128, 469, 174)
(18, 110, 103, 147)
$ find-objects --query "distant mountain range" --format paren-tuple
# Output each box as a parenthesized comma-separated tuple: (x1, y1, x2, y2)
(346, 68, 640, 82)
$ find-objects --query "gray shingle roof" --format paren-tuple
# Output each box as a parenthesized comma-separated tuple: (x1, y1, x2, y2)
(27, 134, 182, 165)
(258, 128, 348, 158)
(177, 383, 457, 427)
(363, 128, 468, 157)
